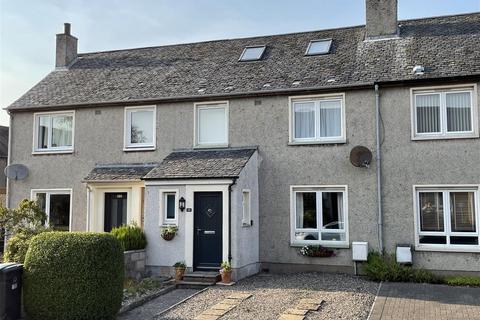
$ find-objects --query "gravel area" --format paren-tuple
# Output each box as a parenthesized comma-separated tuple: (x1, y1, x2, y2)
(157, 272, 379, 320)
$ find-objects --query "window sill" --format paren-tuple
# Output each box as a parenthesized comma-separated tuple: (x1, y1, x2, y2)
(415, 245, 480, 253)
(32, 150, 74, 155)
(412, 133, 479, 141)
(288, 140, 346, 146)
(123, 146, 156, 152)
(290, 241, 349, 249)
(194, 144, 229, 149)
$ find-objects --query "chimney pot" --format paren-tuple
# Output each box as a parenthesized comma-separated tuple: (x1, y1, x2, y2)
(365, 0, 398, 39)
(64, 23, 71, 35)
(56, 23, 77, 69)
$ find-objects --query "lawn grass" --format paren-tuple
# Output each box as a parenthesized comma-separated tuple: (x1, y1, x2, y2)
(443, 275, 480, 287)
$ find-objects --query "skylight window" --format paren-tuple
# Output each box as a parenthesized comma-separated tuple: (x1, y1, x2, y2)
(305, 39, 332, 56)
(239, 45, 266, 61)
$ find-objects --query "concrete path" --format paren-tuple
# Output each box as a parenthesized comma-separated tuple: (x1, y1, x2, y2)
(117, 288, 200, 320)
(369, 282, 480, 320)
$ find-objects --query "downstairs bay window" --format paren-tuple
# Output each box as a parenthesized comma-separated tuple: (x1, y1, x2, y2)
(415, 186, 479, 251)
(291, 186, 348, 247)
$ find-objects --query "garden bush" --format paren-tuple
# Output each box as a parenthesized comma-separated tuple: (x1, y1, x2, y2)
(363, 251, 442, 283)
(110, 223, 147, 251)
(23, 232, 124, 320)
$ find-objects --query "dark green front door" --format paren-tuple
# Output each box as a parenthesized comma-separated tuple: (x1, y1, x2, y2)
(194, 192, 223, 270)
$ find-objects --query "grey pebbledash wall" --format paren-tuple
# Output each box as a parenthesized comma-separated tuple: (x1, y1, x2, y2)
(7, 82, 480, 274)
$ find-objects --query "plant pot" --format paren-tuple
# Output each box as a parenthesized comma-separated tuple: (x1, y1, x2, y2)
(221, 271, 232, 283)
(162, 232, 175, 241)
(175, 267, 185, 281)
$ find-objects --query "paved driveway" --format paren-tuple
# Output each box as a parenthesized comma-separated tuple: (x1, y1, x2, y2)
(369, 282, 480, 320)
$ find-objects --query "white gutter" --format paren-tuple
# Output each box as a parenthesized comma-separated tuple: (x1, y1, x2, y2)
(375, 84, 384, 252)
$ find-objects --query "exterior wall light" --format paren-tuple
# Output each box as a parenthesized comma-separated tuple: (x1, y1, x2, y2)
(179, 197, 186, 212)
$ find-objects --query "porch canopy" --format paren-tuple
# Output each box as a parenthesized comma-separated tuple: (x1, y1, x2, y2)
(143, 147, 257, 180)
(83, 163, 158, 182)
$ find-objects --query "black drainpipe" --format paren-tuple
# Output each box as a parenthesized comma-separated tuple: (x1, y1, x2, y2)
(228, 179, 236, 263)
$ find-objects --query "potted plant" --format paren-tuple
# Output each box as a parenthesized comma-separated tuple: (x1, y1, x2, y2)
(299, 245, 335, 258)
(173, 261, 186, 281)
(220, 261, 232, 283)
(161, 225, 178, 241)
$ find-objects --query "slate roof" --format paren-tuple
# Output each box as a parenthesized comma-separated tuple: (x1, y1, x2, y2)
(83, 163, 158, 182)
(8, 13, 480, 111)
(143, 148, 257, 180)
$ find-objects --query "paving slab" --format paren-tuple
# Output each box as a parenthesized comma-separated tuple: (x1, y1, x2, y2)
(369, 282, 480, 320)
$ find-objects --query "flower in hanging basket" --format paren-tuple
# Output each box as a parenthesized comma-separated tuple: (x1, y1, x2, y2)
(161, 225, 178, 241)
(299, 245, 335, 257)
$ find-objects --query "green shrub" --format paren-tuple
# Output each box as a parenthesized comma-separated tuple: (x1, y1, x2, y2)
(4, 231, 40, 264)
(23, 232, 124, 320)
(444, 275, 480, 287)
(363, 251, 442, 283)
(110, 223, 147, 251)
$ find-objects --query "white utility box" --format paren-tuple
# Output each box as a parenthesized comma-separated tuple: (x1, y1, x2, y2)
(352, 242, 368, 261)
(396, 245, 412, 264)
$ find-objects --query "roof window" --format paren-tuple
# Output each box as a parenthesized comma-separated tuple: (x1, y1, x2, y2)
(305, 39, 332, 55)
(239, 45, 266, 61)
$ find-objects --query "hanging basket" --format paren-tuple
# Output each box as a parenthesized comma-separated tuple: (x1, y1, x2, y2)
(161, 232, 175, 241)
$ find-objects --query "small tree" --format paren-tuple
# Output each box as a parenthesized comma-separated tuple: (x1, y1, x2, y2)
(0, 199, 49, 263)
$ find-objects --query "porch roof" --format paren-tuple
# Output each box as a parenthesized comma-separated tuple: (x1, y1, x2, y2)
(83, 163, 158, 182)
(143, 147, 257, 180)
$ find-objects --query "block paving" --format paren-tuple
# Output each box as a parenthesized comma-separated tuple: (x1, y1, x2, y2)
(194, 292, 253, 320)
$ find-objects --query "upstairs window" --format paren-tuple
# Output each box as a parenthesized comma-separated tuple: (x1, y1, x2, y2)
(124, 106, 156, 150)
(34, 112, 74, 153)
(305, 39, 332, 55)
(239, 45, 266, 61)
(412, 85, 478, 139)
(195, 102, 229, 147)
(290, 94, 345, 144)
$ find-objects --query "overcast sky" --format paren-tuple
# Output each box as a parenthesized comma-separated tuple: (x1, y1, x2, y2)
(1, 0, 479, 127)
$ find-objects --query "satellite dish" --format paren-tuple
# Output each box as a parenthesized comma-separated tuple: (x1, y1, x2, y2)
(350, 146, 372, 168)
(4, 164, 29, 180)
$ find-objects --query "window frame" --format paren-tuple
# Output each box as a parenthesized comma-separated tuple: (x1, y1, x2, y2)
(290, 185, 349, 248)
(242, 189, 252, 227)
(32, 110, 75, 154)
(160, 189, 179, 226)
(410, 84, 478, 140)
(305, 38, 332, 56)
(31, 188, 73, 232)
(193, 101, 229, 148)
(239, 45, 266, 62)
(289, 93, 346, 144)
(413, 185, 480, 253)
(124, 106, 157, 151)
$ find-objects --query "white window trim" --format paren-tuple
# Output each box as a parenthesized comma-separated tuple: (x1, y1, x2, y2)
(123, 106, 157, 151)
(31, 188, 73, 232)
(160, 189, 179, 226)
(290, 185, 349, 248)
(288, 93, 346, 145)
(32, 110, 75, 154)
(242, 189, 251, 227)
(193, 101, 229, 148)
(305, 38, 332, 56)
(413, 184, 480, 253)
(410, 84, 479, 140)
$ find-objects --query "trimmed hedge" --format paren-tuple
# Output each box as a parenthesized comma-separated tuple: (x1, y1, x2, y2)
(110, 223, 147, 251)
(23, 232, 124, 320)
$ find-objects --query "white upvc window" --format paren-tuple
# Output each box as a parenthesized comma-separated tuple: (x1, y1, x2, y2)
(160, 190, 178, 225)
(290, 185, 348, 247)
(242, 189, 251, 226)
(194, 101, 229, 147)
(124, 106, 156, 150)
(31, 189, 73, 232)
(33, 111, 74, 153)
(414, 185, 480, 252)
(289, 94, 346, 144)
(411, 85, 478, 140)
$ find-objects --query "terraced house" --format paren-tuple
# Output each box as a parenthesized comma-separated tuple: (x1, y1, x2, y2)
(5, 0, 480, 280)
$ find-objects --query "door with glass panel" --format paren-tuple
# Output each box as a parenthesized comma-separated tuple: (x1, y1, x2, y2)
(104, 193, 127, 232)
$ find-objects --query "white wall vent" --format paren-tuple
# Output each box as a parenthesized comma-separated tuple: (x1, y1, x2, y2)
(352, 242, 368, 261)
